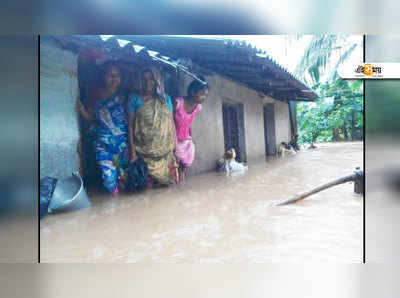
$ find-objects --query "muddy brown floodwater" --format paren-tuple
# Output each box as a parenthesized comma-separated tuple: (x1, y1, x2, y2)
(40, 142, 363, 263)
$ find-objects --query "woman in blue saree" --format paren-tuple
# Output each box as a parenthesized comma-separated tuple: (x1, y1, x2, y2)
(77, 62, 129, 195)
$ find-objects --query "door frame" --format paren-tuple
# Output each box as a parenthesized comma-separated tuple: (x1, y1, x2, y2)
(263, 103, 277, 156)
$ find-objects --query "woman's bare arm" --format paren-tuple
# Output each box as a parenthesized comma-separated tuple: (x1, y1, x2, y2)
(172, 98, 178, 112)
(76, 87, 98, 122)
(128, 113, 137, 162)
(76, 98, 94, 122)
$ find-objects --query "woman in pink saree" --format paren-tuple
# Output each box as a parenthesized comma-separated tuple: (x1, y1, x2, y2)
(173, 78, 209, 181)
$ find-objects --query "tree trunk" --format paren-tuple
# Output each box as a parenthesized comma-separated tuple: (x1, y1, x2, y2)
(333, 128, 341, 142)
(351, 111, 355, 141)
(342, 123, 349, 140)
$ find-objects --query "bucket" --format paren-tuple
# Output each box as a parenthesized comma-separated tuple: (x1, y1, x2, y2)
(48, 172, 91, 213)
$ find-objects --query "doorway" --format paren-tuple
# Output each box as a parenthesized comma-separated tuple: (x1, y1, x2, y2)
(222, 102, 247, 163)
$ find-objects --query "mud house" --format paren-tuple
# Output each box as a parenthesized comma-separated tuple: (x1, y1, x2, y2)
(40, 35, 317, 185)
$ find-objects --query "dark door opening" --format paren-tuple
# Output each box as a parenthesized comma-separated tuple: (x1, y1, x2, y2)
(77, 55, 103, 189)
(264, 103, 277, 156)
(222, 102, 247, 163)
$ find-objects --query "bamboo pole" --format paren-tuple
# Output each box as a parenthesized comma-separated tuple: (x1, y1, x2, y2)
(272, 172, 358, 207)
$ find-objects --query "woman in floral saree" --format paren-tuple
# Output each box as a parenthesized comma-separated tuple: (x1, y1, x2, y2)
(127, 67, 178, 186)
(77, 62, 129, 195)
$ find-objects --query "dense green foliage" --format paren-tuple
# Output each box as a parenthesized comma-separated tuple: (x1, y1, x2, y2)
(294, 35, 364, 145)
(297, 79, 364, 145)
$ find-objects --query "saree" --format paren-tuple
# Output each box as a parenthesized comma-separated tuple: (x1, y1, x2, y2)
(91, 94, 129, 193)
(133, 96, 178, 185)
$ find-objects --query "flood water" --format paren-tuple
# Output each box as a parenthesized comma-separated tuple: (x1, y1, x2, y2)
(40, 142, 363, 262)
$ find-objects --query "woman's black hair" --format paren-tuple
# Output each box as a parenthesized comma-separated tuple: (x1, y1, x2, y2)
(186, 76, 209, 99)
(139, 68, 156, 95)
(139, 67, 165, 102)
(99, 61, 123, 88)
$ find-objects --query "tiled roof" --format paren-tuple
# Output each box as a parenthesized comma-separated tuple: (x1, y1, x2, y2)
(52, 35, 317, 101)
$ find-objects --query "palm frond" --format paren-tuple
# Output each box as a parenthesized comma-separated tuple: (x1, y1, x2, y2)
(295, 35, 338, 85)
(330, 43, 358, 81)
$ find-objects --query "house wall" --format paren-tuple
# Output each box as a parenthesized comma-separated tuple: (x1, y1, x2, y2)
(176, 72, 292, 176)
(40, 37, 80, 179)
(272, 97, 292, 148)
